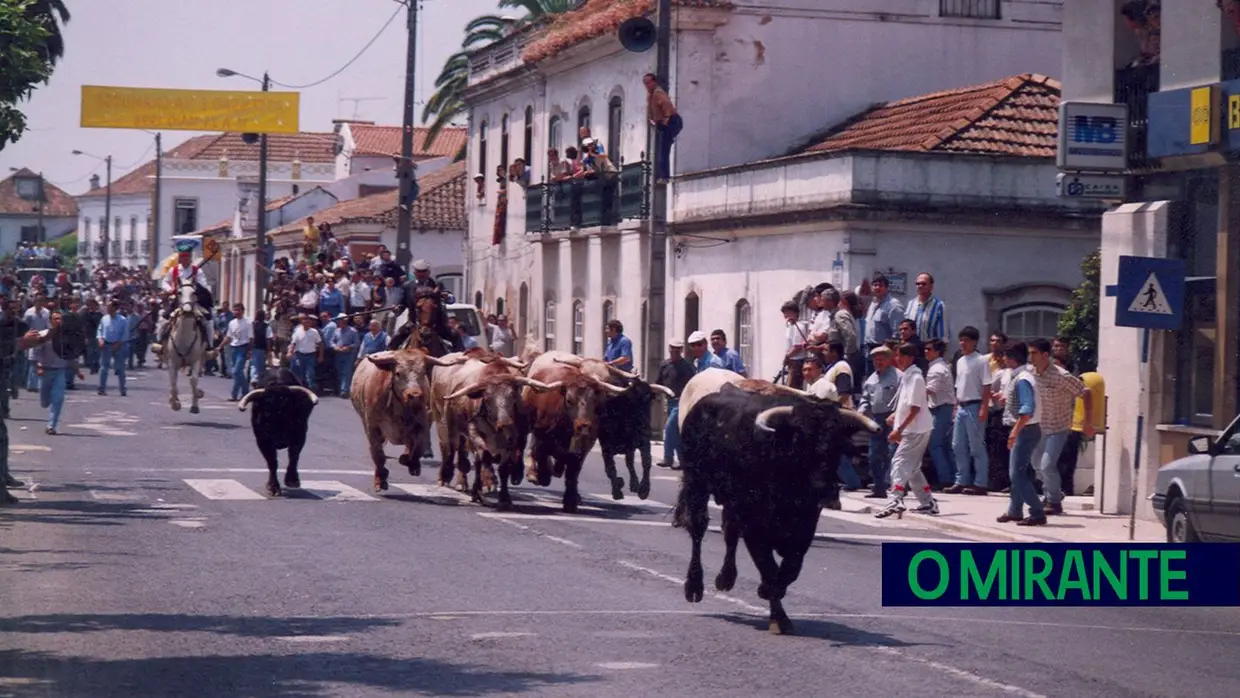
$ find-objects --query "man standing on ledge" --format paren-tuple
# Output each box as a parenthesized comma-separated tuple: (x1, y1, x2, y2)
(645, 72, 683, 184)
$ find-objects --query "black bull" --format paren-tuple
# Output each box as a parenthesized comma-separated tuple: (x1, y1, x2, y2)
(674, 383, 879, 635)
(238, 367, 319, 497)
(596, 378, 672, 501)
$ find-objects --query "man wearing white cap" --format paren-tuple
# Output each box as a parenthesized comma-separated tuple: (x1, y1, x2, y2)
(686, 330, 722, 374)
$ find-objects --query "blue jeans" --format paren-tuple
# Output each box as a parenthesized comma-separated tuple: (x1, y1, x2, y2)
(929, 404, 955, 486)
(1006, 423, 1044, 519)
(99, 343, 127, 393)
(952, 402, 989, 488)
(838, 453, 862, 489)
(868, 415, 894, 494)
(335, 350, 357, 396)
(1033, 430, 1070, 506)
(25, 357, 38, 391)
(230, 346, 250, 400)
(663, 399, 682, 465)
(655, 114, 684, 181)
(220, 345, 233, 379)
(249, 349, 267, 385)
(291, 352, 316, 390)
(39, 367, 66, 430)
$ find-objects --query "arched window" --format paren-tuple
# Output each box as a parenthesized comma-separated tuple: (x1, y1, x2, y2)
(519, 283, 530, 338)
(496, 297, 505, 316)
(684, 292, 700, 338)
(1001, 304, 1065, 342)
(602, 300, 614, 340)
(500, 113, 510, 169)
(544, 299, 557, 351)
(549, 116, 562, 155)
(577, 105, 591, 141)
(572, 300, 585, 355)
(523, 106, 534, 166)
(478, 119, 489, 183)
(474, 290, 484, 309)
(607, 96, 623, 162)
(735, 299, 753, 373)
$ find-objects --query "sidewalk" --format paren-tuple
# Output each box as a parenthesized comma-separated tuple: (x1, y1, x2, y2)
(838, 490, 1165, 543)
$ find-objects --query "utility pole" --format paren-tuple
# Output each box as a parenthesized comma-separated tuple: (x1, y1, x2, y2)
(35, 172, 44, 243)
(643, 0, 672, 381)
(255, 72, 271, 313)
(103, 155, 113, 266)
(152, 132, 162, 269)
(395, 0, 419, 270)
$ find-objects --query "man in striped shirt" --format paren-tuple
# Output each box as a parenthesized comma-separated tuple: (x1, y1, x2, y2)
(906, 272, 948, 342)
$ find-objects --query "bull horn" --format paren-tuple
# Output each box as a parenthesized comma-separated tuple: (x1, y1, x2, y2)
(592, 378, 629, 395)
(650, 384, 675, 399)
(605, 364, 639, 380)
(444, 382, 486, 401)
(513, 376, 555, 392)
(841, 408, 880, 433)
(768, 383, 814, 399)
(426, 354, 468, 367)
(502, 357, 529, 370)
(290, 386, 319, 405)
(754, 405, 794, 433)
(237, 389, 266, 411)
(536, 381, 564, 392)
(553, 355, 584, 367)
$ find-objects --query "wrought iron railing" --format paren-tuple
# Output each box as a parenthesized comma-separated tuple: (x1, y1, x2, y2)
(125, 240, 135, 254)
(524, 158, 650, 234)
(939, 0, 1000, 19)
(1114, 62, 1160, 169)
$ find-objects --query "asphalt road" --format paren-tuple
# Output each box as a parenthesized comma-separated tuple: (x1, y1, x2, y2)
(2, 366, 1239, 697)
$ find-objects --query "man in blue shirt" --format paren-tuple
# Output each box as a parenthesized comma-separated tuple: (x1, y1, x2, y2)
(686, 330, 723, 373)
(359, 319, 388, 359)
(97, 300, 129, 397)
(708, 329, 745, 376)
(329, 314, 359, 398)
(318, 278, 345, 318)
(603, 320, 634, 371)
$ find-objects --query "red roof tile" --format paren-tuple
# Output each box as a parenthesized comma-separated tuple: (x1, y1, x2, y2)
(805, 74, 1062, 158)
(522, 0, 731, 63)
(189, 132, 338, 164)
(0, 168, 78, 217)
(349, 124, 468, 160)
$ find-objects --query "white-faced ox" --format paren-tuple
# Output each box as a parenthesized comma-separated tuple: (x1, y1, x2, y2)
(432, 356, 556, 508)
(350, 348, 463, 491)
(675, 376, 879, 635)
(238, 367, 319, 497)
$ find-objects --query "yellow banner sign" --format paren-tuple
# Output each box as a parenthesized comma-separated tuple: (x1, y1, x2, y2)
(1190, 86, 1214, 145)
(81, 85, 299, 133)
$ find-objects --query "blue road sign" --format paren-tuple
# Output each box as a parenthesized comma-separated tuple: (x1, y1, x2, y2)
(1113, 256, 1186, 330)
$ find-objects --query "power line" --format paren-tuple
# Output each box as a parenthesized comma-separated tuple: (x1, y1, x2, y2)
(116, 140, 156, 170)
(270, 1, 405, 90)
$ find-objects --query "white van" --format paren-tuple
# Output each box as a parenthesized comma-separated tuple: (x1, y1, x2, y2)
(393, 303, 486, 348)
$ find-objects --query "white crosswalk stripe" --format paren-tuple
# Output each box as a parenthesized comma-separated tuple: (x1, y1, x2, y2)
(184, 478, 267, 501)
(297, 480, 379, 502)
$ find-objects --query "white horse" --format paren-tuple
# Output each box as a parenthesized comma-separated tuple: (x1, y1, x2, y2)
(165, 279, 208, 413)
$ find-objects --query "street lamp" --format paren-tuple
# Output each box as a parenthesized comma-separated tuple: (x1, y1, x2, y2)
(217, 66, 271, 313)
(8, 167, 46, 245)
(72, 149, 112, 266)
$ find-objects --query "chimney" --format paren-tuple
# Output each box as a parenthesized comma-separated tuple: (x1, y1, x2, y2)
(89, 174, 101, 190)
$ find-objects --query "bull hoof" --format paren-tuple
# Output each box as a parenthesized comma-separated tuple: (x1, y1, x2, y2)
(552, 462, 566, 478)
(537, 469, 552, 487)
(189, 405, 200, 414)
(436, 477, 449, 487)
(628, 479, 639, 494)
(769, 616, 794, 636)
(509, 469, 522, 486)
(470, 490, 483, 504)
(524, 469, 540, 486)
(284, 474, 300, 489)
(195, 389, 205, 399)
(374, 478, 389, 492)
(408, 463, 421, 477)
(266, 482, 282, 497)
(611, 480, 625, 500)
(684, 578, 704, 604)
(715, 566, 737, 592)
(562, 496, 579, 514)
(170, 401, 181, 412)
(637, 479, 651, 500)
(495, 497, 513, 512)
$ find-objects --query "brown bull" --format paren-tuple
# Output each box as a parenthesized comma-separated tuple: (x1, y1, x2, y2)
(522, 354, 628, 513)
(433, 358, 557, 509)
(350, 348, 462, 491)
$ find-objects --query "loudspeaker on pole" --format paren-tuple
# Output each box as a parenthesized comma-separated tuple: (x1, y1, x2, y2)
(618, 17, 657, 53)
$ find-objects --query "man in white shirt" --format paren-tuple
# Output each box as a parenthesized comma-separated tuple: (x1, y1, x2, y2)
(877, 342, 939, 518)
(948, 325, 992, 495)
(286, 314, 323, 390)
(924, 338, 956, 489)
(781, 301, 810, 389)
(349, 272, 371, 314)
(220, 303, 253, 402)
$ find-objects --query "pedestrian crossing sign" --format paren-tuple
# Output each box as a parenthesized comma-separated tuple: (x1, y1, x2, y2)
(1113, 256, 1185, 330)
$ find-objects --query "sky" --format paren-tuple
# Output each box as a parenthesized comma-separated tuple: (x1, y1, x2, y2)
(0, 0, 504, 195)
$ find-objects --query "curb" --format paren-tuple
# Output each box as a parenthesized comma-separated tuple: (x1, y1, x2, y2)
(839, 494, 1057, 544)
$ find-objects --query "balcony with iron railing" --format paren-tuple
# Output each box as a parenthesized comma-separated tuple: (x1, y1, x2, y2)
(125, 240, 135, 255)
(1114, 62, 1160, 170)
(524, 159, 650, 234)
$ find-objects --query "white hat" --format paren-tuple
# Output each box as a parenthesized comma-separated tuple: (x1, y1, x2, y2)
(687, 330, 707, 344)
(335, 313, 348, 320)
(668, 338, 684, 349)
(582, 137, 596, 146)
(412, 259, 430, 271)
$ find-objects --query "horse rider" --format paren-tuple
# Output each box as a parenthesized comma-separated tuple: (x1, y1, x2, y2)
(387, 259, 463, 353)
(151, 240, 215, 360)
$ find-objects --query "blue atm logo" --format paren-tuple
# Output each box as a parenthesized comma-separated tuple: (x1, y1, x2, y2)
(1072, 116, 1119, 144)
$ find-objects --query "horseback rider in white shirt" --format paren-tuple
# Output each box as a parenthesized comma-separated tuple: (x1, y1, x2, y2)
(150, 240, 215, 360)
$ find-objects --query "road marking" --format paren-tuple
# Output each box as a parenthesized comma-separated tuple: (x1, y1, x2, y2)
(299, 480, 379, 502)
(390, 482, 471, 504)
(587, 493, 675, 511)
(277, 635, 351, 643)
(90, 490, 142, 502)
(617, 560, 766, 614)
(471, 632, 535, 640)
(542, 535, 582, 549)
(169, 519, 206, 529)
(486, 514, 584, 549)
(147, 503, 198, 510)
(652, 475, 679, 482)
(184, 479, 266, 501)
(595, 662, 659, 670)
(9, 444, 51, 452)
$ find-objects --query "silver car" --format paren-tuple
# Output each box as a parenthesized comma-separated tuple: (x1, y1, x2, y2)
(1151, 413, 1240, 542)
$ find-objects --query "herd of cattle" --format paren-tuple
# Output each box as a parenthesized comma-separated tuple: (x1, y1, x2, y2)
(235, 345, 880, 635)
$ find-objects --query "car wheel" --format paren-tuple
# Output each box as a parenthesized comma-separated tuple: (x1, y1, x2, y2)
(1166, 497, 1200, 543)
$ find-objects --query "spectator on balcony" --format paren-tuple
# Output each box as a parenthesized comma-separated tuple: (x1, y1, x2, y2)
(578, 126, 604, 155)
(547, 149, 570, 183)
(1121, 0, 1160, 67)
(644, 72, 682, 184)
(508, 158, 531, 187)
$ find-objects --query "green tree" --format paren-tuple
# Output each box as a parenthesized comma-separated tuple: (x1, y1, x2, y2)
(54, 230, 77, 267)
(1057, 248, 1101, 373)
(0, 0, 70, 149)
(422, 0, 575, 156)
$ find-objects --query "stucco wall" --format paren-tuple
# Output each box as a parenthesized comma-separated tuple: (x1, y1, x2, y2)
(0, 215, 76, 257)
(76, 194, 151, 269)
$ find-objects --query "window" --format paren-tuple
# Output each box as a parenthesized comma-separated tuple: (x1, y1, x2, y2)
(1170, 173, 1220, 426)
(572, 300, 585, 355)
(114, 217, 122, 239)
(577, 105, 591, 141)
(20, 226, 41, 244)
(684, 292, 700, 338)
(607, 96, 623, 162)
(602, 300, 614, 341)
(496, 297, 505, 316)
(1001, 305, 1064, 342)
(437, 273, 464, 301)
(544, 299, 557, 351)
(14, 177, 38, 200)
(174, 198, 198, 235)
(474, 290, 484, 309)
(548, 116, 562, 157)
(519, 283, 529, 339)
(735, 299, 753, 373)
(500, 113, 510, 169)
(130, 216, 138, 241)
(83, 218, 91, 241)
(523, 106, 534, 166)
(478, 119, 489, 186)
(939, 0, 1000, 19)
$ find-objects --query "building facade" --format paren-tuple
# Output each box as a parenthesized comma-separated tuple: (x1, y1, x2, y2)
(0, 169, 76, 256)
(1063, 0, 1240, 520)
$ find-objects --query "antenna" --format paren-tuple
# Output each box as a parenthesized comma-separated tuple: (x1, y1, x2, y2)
(336, 94, 386, 119)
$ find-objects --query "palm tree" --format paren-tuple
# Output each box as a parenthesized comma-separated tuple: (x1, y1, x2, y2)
(25, 0, 70, 66)
(422, 0, 576, 156)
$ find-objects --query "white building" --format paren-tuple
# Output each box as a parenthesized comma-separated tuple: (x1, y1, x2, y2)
(0, 169, 76, 256)
(461, 0, 1066, 358)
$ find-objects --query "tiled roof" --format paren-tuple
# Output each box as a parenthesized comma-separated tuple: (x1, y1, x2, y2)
(0, 168, 78, 217)
(269, 162, 466, 235)
(806, 74, 1061, 158)
(188, 132, 338, 164)
(522, 0, 731, 63)
(349, 124, 468, 160)
(77, 134, 219, 199)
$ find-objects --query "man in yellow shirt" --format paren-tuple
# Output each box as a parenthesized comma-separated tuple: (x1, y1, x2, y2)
(302, 216, 320, 259)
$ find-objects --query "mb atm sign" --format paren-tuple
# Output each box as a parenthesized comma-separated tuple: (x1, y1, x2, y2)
(1057, 102, 1129, 172)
